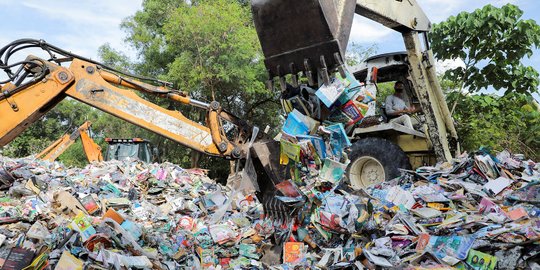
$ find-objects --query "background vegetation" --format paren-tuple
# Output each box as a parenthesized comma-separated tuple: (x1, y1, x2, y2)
(431, 3, 540, 159)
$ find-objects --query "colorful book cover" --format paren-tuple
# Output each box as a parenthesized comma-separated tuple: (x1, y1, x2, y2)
(283, 242, 306, 265)
(318, 211, 347, 233)
(427, 235, 476, 261)
(326, 123, 352, 157)
(69, 212, 97, 241)
(316, 75, 350, 107)
(319, 158, 348, 184)
(78, 195, 99, 215)
(336, 70, 362, 105)
(239, 243, 260, 259)
(197, 247, 217, 269)
(505, 207, 528, 221)
(282, 111, 309, 136)
(280, 140, 301, 162)
(297, 135, 327, 160)
(327, 123, 351, 148)
(341, 100, 364, 125)
(275, 180, 302, 197)
(465, 249, 497, 270)
(416, 233, 431, 252)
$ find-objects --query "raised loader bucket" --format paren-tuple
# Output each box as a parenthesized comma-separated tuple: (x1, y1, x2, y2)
(251, 0, 356, 84)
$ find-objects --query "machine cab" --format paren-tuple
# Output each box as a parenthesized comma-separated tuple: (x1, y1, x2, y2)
(352, 52, 419, 112)
(104, 138, 158, 163)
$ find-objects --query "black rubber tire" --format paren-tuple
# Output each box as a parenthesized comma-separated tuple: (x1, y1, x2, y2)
(346, 137, 411, 183)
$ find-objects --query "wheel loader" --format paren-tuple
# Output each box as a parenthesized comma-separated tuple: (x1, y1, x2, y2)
(251, 0, 459, 190)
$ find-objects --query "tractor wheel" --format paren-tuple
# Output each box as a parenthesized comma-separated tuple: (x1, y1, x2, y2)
(346, 137, 411, 189)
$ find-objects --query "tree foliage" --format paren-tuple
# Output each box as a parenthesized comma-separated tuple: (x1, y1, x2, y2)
(449, 92, 540, 159)
(431, 4, 540, 94)
(345, 43, 378, 67)
(121, 0, 278, 121)
(98, 44, 133, 71)
(114, 0, 281, 179)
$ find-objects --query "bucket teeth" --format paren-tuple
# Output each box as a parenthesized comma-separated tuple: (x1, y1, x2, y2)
(262, 196, 300, 224)
(334, 52, 347, 78)
(279, 77, 287, 92)
(289, 63, 299, 88)
(265, 58, 348, 90)
(304, 59, 315, 87)
(320, 55, 330, 86)
(266, 54, 345, 89)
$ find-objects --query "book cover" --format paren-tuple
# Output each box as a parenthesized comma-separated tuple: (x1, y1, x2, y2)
(283, 242, 306, 265)
(2, 247, 35, 270)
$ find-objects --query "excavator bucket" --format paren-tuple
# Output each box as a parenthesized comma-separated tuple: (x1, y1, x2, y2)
(251, 0, 356, 85)
(250, 140, 304, 222)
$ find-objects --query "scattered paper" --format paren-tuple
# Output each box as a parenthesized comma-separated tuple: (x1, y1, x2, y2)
(483, 177, 512, 196)
(386, 186, 416, 209)
(55, 250, 83, 270)
(364, 250, 393, 267)
(412, 207, 442, 219)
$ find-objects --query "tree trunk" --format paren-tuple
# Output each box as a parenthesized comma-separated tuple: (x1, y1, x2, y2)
(190, 150, 201, 168)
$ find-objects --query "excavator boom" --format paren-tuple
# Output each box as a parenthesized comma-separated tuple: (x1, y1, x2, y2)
(36, 121, 103, 163)
(80, 127, 104, 162)
(0, 40, 250, 160)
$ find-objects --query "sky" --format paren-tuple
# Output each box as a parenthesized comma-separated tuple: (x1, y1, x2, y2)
(0, 0, 538, 96)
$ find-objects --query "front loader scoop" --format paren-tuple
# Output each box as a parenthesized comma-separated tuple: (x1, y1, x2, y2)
(251, 0, 356, 87)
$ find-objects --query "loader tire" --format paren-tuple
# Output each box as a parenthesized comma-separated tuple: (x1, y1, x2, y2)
(346, 137, 411, 190)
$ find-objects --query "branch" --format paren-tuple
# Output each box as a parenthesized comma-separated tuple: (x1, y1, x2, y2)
(245, 97, 276, 117)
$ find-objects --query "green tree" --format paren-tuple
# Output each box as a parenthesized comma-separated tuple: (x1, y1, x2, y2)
(345, 43, 378, 67)
(98, 44, 133, 71)
(112, 0, 281, 179)
(431, 4, 540, 94)
(448, 92, 540, 159)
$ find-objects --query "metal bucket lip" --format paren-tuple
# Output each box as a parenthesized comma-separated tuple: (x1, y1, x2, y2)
(252, 0, 356, 78)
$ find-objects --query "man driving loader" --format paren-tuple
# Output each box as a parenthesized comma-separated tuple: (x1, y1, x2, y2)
(385, 81, 420, 130)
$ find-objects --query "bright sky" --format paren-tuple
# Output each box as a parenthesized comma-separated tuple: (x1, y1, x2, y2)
(0, 0, 538, 95)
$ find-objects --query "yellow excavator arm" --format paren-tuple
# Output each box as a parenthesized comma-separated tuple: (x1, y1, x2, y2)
(0, 39, 250, 160)
(36, 121, 103, 163)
